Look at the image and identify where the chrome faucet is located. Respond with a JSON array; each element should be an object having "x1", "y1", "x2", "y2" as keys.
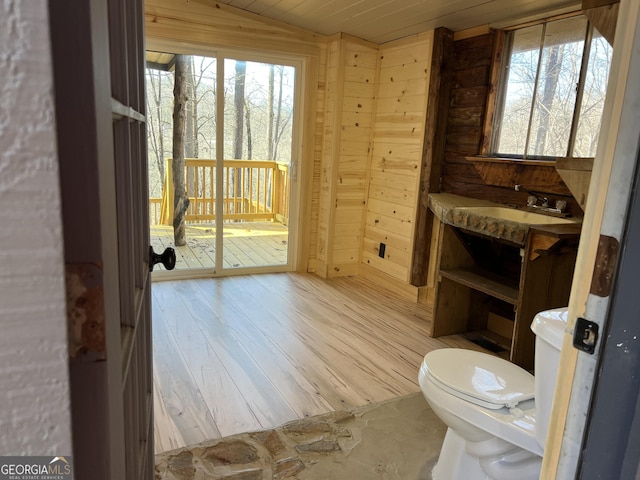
[
  {"x1": 515, "y1": 184, "x2": 566, "y2": 214},
  {"x1": 516, "y1": 184, "x2": 537, "y2": 204}
]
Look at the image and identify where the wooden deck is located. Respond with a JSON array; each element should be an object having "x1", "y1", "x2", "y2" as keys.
[
  {"x1": 152, "y1": 272, "x2": 491, "y2": 453},
  {"x1": 150, "y1": 221, "x2": 288, "y2": 270}
]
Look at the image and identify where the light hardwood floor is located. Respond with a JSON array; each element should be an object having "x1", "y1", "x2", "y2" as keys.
[{"x1": 152, "y1": 272, "x2": 488, "y2": 453}]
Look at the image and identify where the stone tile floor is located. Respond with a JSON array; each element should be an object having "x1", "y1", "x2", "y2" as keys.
[{"x1": 154, "y1": 392, "x2": 446, "y2": 479}]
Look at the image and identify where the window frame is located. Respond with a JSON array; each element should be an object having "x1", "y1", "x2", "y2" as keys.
[{"x1": 481, "y1": 12, "x2": 608, "y2": 163}]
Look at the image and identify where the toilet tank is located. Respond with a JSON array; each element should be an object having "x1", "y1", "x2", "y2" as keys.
[{"x1": 531, "y1": 307, "x2": 569, "y2": 449}]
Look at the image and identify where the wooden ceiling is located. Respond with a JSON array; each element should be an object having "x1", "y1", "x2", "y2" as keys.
[{"x1": 215, "y1": 0, "x2": 581, "y2": 43}]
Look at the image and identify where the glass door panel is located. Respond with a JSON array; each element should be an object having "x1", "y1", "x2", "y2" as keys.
[
  {"x1": 221, "y1": 58, "x2": 295, "y2": 270},
  {"x1": 146, "y1": 53, "x2": 218, "y2": 272}
]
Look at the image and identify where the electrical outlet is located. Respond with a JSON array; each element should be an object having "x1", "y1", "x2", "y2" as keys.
[{"x1": 379, "y1": 243, "x2": 386, "y2": 258}]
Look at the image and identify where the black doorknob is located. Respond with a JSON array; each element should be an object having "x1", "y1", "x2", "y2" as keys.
[{"x1": 149, "y1": 246, "x2": 176, "y2": 272}]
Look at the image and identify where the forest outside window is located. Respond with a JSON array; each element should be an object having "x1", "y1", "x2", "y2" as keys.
[{"x1": 491, "y1": 15, "x2": 613, "y2": 160}]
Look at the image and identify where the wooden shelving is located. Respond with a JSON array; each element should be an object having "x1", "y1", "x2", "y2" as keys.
[
  {"x1": 427, "y1": 217, "x2": 579, "y2": 370},
  {"x1": 439, "y1": 267, "x2": 519, "y2": 305}
]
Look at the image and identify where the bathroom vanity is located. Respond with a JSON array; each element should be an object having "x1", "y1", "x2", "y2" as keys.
[{"x1": 426, "y1": 193, "x2": 581, "y2": 370}]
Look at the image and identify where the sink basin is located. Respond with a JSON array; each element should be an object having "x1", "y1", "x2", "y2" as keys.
[
  {"x1": 428, "y1": 193, "x2": 582, "y2": 245},
  {"x1": 457, "y1": 206, "x2": 577, "y2": 225}
]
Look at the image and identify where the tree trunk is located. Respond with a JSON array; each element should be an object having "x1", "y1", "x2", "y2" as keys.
[
  {"x1": 532, "y1": 45, "x2": 563, "y2": 156},
  {"x1": 147, "y1": 70, "x2": 165, "y2": 188},
  {"x1": 267, "y1": 65, "x2": 275, "y2": 159},
  {"x1": 193, "y1": 63, "x2": 199, "y2": 159},
  {"x1": 185, "y1": 56, "x2": 196, "y2": 197},
  {"x1": 245, "y1": 106, "x2": 252, "y2": 160},
  {"x1": 233, "y1": 61, "x2": 246, "y2": 213},
  {"x1": 185, "y1": 56, "x2": 196, "y2": 159},
  {"x1": 273, "y1": 66, "x2": 284, "y2": 160},
  {"x1": 173, "y1": 55, "x2": 189, "y2": 246}
]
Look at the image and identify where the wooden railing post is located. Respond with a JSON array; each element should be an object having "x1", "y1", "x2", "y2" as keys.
[
  {"x1": 158, "y1": 158, "x2": 174, "y2": 225},
  {"x1": 167, "y1": 158, "x2": 174, "y2": 225},
  {"x1": 273, "y1": 165, "x2": 280, "y2": 218}
]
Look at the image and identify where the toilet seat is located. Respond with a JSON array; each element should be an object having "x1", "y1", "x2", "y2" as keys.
[
  {"x1": 419, "y1": 358, "x2": 542, "y2": 456},
  {"x1": 424, "y1": 349, "x2": 535, "y2": 409}
]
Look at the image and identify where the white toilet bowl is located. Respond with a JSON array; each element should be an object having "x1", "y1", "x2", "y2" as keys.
[{"x1": 419, "y1": 307, "x2": 568, "y2": 480}]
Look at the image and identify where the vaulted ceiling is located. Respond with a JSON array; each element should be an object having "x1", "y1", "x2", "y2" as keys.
[{"x1": 214, "y1": 0, "x2": 581, "y2": 43}]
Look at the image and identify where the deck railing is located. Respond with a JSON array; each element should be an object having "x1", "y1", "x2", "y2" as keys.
[{"x1": 150, "y1": 158, "x2": 289, "y2": 226}]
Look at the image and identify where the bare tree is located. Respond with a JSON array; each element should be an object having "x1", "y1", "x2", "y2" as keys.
[
  {"x1": 267, "y1": 65, "x2": 275, "y2": 159},
  {"x1": 233, "y1": 61, "x2": 246, "y2": 212},
  {"x1": 532, "y1": 45, "x2": 564, "y2": 156},
  {"x1": 245, "y1": 106, "x2": 252, "y2": 160},
  {"x1": 233, "y1": 61, "x2": 246, "y2": 160},
  {"x1": 172, "y1": 55, "x2": 189, "y2": 246},
  {"x1": 185, "y1": 56, "x2": 196, "y2": 159},
  {"x1": 146, "y1": 69, "x2": 166, "y2": 188},
  {"x1": 273, "y1": 65, "x2": 285, "y2": 160}
]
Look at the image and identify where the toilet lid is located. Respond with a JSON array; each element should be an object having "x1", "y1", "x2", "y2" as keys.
[{"x1": 424, "y1": 348, "x2": 535, "y2": 409}]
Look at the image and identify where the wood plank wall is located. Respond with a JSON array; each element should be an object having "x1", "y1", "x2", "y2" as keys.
[
  {"x1": 362, "y1": 33, "x2": 433, "y2": 283},
  {"x1": 145, "y1": 0, "x2": 323, "y2": 55},
  {"x1": 307, "y1": 45, "x2": 327, "y2": 273},
  {"x1": 316, "y1": 35, "x2": 378, "y2": 277},
  {"x1": 441, "y1": 32, "x2": 582, "y2": 216},
  {"x1": 316, "y1": 39, "x2": 340, "y2": 275}
]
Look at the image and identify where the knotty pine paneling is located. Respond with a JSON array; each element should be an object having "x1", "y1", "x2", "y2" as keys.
[
  {"x1": 145, "y1": 0, "x2": 323, "y2": 55},
  {"x1": 316, "y1": 38, "x2": 340, "y2": 274},
  {"x1": 363, "y1": 32, "x2": 433, "y2": 283},
  {"x1": 307, "y1": 43, "x2": 328, "y2": 272},
  {"x1": 440, "y1": 32, "x2": 582, "y2": 215},
  {"x1": 316, "y1": 35, "x2": 378, "y2": 277}
]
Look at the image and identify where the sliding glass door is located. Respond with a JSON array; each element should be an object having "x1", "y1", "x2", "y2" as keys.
[{"x1": 146, "y1": 51, "x2": 299, "y2": 276}]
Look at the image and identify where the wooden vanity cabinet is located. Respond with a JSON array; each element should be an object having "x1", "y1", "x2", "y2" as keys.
[{"x1": 427, "y1": 217, "x2": 579, "y2": 370}]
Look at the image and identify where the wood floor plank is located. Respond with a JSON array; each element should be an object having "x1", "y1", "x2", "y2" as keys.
[
  {"x1": 224, "y1": 275, "x2": 385, "y2": 402},
  {"x1": 189, "y1": 279, "x2": 334, "y2": 419},
  {"x1": 194, "y1": 276, "x2": 374, "y2": 409},
  {"x1": 152, "y1": 272, "x2": 491, "y2": 453},
  {"x1": 168, "y1": 281, "x2": 300, "y2": 430},
  {"x1": 151, "y1": 298, "x2": 222, "y2": 447},
  {"x1": 153, "y1": 374, "x2": 185, "y2": 453},
  {"x1": 153, "y1": 282, "x2": 263, "y2": 438},
  {"x1": 249, "y1": 274, "x2": 420, "y2": 399}
]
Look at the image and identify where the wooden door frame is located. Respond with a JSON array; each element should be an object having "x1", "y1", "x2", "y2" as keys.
[
  {"x1": 541, "y1": 1, "x2": 640, "y2": 477},
  {"x1": 577, "y1": 139, "x2": 640, "y2": 478}
]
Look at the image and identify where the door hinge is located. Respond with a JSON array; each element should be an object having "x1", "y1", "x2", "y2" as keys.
[{"x1": 590, "y1": 235, "x2": 619, "y2": 297}]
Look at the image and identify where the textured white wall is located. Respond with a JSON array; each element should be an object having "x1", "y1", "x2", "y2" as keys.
[{"x1": 0, "y1": 1, "x2": 72, "y2": 455}]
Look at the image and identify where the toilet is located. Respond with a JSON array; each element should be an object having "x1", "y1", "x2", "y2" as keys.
[{"x1": 418, "y1": 307, "x2": 568, "y2": 480}]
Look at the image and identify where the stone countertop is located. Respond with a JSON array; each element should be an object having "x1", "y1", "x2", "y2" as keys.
[{"x1": 428, "y1": 193, "x2": 581, "y2": 245}]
